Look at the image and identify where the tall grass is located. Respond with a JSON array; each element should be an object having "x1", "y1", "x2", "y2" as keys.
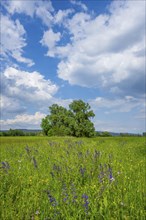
[{"x1": 0, "y1": 137, "x2": 145, "y2": 219}]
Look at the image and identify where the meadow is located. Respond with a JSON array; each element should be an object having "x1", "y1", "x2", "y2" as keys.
[{"x1": 0, "y1": 136, "x2": 145, "y2": 220}]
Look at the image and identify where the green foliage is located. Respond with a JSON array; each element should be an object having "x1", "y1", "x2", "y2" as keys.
[
  {"x1": 0, "y1": 136, "x2": 145, "y2": 219},
  {"x1": 1, "y1": 129, "x2": 25, "y2": 136},
  {"x1": 41, "y1": 116, "x2": 51, "y2": 135},
  {"x1": 0, "y1": 129, "x2": 38, "y2": 136},
  {"x1": 100, "y1": 131, "x2": 112, "y2": 137},
  {"x1": 41, "y1": 100, "x2": 95, "y2": 137}
]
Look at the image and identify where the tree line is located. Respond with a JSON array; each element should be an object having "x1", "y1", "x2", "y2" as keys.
[{"x1": 0, "y1": 129, "x2": 38, "y2": 136}]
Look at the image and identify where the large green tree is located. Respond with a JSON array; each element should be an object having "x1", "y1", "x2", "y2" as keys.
[
  {"x1": 69, "y1": 100, "x2": 95, "y2": 137},
  {"x1": 41, "y1": 100, "x2": 95, "y2": 137}
]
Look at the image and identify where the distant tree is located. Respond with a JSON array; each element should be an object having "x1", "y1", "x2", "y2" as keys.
[
  {"x1": 41, "y1": 100, "x2": 96, "y2": 137},
  {"x1": 143, "y1": 132, "x2": 146, "y2": 137},
  {"x1": 0, "y1": 129, "x2": 38, "y2": 136},
  {"x1": 101, "y1": 131, "x2": 112, "y2": 137},
  {"x1": 4, "y1": 129, "x2": 25, "y2": 136},
  {"x1": 96, "y1": 132, "x2": 102, "y2": 137}
]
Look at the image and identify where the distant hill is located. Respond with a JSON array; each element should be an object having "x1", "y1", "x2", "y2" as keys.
[{"x1": 96, "y1": 131, "x2": 142, "y2": 136}]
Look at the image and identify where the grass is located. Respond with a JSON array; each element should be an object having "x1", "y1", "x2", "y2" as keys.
[{"x1": 0, "y1": 136, "x2": 145, "y2": 219}]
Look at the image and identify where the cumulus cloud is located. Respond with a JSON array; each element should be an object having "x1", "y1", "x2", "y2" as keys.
[
  {"x1": 0, "y1": 66, "x2": 73, "y2": 129},
  {"x1": 2, "y1": 0, "x2": 54, "y2": 26},
  {"x1": 40, "y1": 12, "x2": 91, "y2": 57},
  {"x1": 2, "y1": 67, "x2": 58, "y2": 103},
  {"x1": 0, "y1": 15, "x2": 34, "y2": 66},
  {"x1": 40, "y1": 29, "x2": 61, "y2": 57},
  {"x1": 70, "y1": 0, "x2": 88, "y2": 12},
  {"x1": 0, "y1": 67, "x2": 59, "y2": 116},
  {"x1": 0, "y1": 112, "x2": 45, "y2": 130},
  {"x1": 0, "y1": 95, "x2": 26, "y2": 117},
  {"x1": 90, "y1": 96, "x2": 145, "y2": 113},
  {"x1": 56, "y1": 0, "x2": 145, "y2": 96},
  {"x1": 54, "y1": 9, "x2": 74, "y2": 25},
  {"x1": 3, "y1": 0, "x2": 36, "y2": 16}
]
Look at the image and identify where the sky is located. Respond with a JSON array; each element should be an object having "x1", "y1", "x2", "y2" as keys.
[{"x1": 0, "y1": 0, "x2": 145, "y2": 133}]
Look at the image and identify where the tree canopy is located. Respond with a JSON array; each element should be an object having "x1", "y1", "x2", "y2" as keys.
[{"x1": 41, "y1": 100, "x2": 95, "y2": 137}]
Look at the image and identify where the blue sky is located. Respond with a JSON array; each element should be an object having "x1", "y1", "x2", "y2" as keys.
[{"x1": 0, "y1": 0, "x2": 145, "y2": 133}]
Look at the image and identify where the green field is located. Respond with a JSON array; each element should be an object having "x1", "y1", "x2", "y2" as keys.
[{"x1": 0, "y1": 137, "x2": 145, "y2": 219}]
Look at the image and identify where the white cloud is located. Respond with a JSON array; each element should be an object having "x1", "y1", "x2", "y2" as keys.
[
  {"x1": 2, "y1": 67, "x2": 58, "y2": 103},
  {"x1": 90, "y1": 96, "x2": 145, "y2": 113},
  {"x1": 40, "y1": 12, "x2": 91, "y2": 57},
  {"x1": 1, "y1": 15, "x2": 34, "y2": 66},
  {"x1": 1, "y1": 67, "x2": 59, "y2": 116},
  {"x1": 0, "y1": 112, "x2": 45, "y2": 130},
  {"x1": 40, "y1": 29, "x2": 61, "y2": 56},
  {"x1": 0, "y1": 95, "x2": 26, "y2": 116},
  {"x1": 70, "y1": 0, "x2": 88, "y2": 12},
  {"x1": 2, "y1": 0, "x2": 54, "y2": 27},
  {"x1": 56, "y1": 0, "x2": 145, "y2": 96},
  {"x1": 66, "y1": 12, "x2": 91, "y2": 41},
  {"x1": 35, "y1": 1, "x2": 54, "y2": 26},
  {"x1": 3, "y1": 0, "x2": 36, "y2": 16},
  {"x1": 54, "y1": 9, "x2": 74, "y2": 25},
  {"x1": 0, "y1": 66, "x2": 74, "y2": 127}
]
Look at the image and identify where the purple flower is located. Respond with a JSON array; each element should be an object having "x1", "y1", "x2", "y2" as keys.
[
  {"x1": 82, "y1": 194, "x2": 89, "y2": 214},
  {"x1": 82, "y1": 194, "x2": 88, "y2": 199},
  {"x1": 45, "y1": 190, "x2": 57, "y2": 206},
  {"x1": 108, "y1": 166, "x2": 115, "y2": 182},
  {"x1": 1, "y1": 161, "x2": 10, "y2": 172},
  {"x1": 62, "y1": 183, "x2": 68, "y2": 203}
]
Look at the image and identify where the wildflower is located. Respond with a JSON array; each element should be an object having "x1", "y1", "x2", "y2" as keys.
[
  {"x1": 32, "y1": 156, "x2": 38, "y2": 168},
  {"x1": 82, "y1": 194, "x2": 89, "y2": 214},
  {"x1": 71, "y1": 183, "x2": 78, "y2": 203},
  {"x1": 108, "y1": 165, "x2": 115, "y2": 182},
  {"x1": 1, "y1": 161, "x2": 10, "y2": 172},
  {"x1": 98, "y1": 164, "x2": 104, "y2": 183},
  {"x1": 35, "y1": 210, "x2": 40, "y2": 215},
  {"x1": 45, "y1": 190, "x2": 57, "y2": 206},
  {"x1": 62, "y1": 183, "x2": 68, "y2": 203},
  {"x1": 73, "y1": 195, "x2": 78, "y2": 203},
  {"x1": 82, "y1": 194, "x2": 88, "y2": 199},
  {"x1": 110, "y1": 177, "x2": 115, "y2": 182}
]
